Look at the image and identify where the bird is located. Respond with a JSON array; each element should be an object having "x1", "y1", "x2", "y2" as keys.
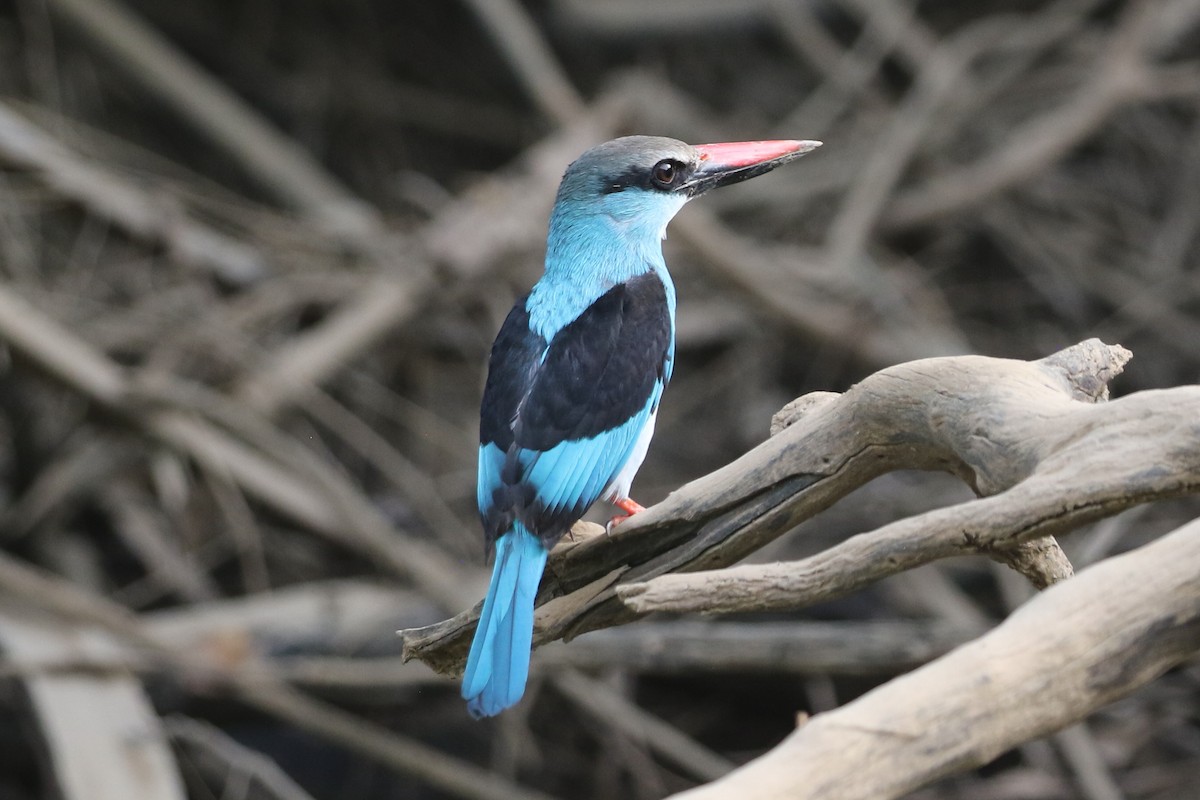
[{"x1": 463, "y1": 135, "x2": 820, "y2": 718}]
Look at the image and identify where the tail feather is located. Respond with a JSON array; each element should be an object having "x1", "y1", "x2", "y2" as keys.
[{"x1": 462, "y1": 524, "x2": 548, "y2": 718}]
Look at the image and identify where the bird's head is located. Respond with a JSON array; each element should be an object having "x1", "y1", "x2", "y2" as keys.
[{"x1": 551, "y1": 135, "x2": 821, "y2": 245}]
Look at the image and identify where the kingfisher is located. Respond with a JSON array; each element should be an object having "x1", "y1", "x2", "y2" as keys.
[{"x1": 463, "y1": 135, "x2": 820, "y2": 717}]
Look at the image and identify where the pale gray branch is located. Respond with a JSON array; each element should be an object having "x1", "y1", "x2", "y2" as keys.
[
  {"x1": 399, "y1": 340, "x2": 1200, "y2": 676},
  {"x1": 617, "y1": 343, "x2": 1200, "y2": 617},
  {"x1": 663, "y1": 515, "x2": 1200, "y2": 800}
]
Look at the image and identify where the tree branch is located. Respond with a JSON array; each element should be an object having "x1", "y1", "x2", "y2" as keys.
[
  {"x1": 663, "y1": 514, "x2": 1200, "y2": 800},
  {"x1": 617, "y1": 341, "x2": 1200, "y2": 616},
  {"x1": 400, "y1": 340, "x2": 1200, "y2": 675}
]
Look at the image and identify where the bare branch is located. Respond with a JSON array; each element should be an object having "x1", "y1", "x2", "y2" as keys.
[
  {"x1": 0, "y1": 101, "x2": 265, "y2": 285},
  {"x1": 0, "y1": 283, "x2": 473, "y2": 611},
  {"x1": 618, "y1": 340, "x2": 1196, "y2": 616},
  {"x1": 399, "y1": 340, "x2": 1199, "y2": 675},
  {"x1": 662, "y1": 515, "x2": 1200, "y2": 800},
  {"x1": 45, "y1": 0, "x2": 377, "y2": 234},
  {"x1": 0, "y1": 551, "x2": 553, "y2": 800}
]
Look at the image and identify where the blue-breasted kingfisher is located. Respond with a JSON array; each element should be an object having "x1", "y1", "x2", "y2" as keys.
[{"x1": 463, "y1": 135, "x2": 821, "y2": 717}]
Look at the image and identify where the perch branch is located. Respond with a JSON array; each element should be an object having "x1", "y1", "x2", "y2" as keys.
[
  {"x1": 401, "y1": 340, "x2": 1199, "y2": 675},
  {"x1": 618, "y1": 342, "x2": 1200, "y2": 616}
]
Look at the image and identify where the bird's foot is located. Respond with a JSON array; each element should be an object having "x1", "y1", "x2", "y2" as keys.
[
  {"x1": 605, "y1": 498, "x2": 646, "y2": 535},
  {"x1": 614, "y1": 498, "x2": 646, "y2": 516}
]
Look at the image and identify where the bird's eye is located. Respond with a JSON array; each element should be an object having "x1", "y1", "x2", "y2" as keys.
[{"x1": 650, "y1": 159, "x2": 679, "y2": 189}]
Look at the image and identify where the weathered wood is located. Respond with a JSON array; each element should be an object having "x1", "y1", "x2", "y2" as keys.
[
  {"x1": 400, "y1": 340, "x2": 1190, "y2": 676},
  {"x1": 620, "y1": 344, "x2": 1200, "y2": 616},
  {"x1": 663, "y1": 515, "x2": 1200, "y2": 800},
  {"x1": 537, "y1": 619, "x2": 980, "y2": 675},
  {"x1": 0, "y1": 608, "x2": 186, "y2": 800}
]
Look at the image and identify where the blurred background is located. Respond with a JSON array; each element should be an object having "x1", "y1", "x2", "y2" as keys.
[{"x1": 0, "y1": 0, "x2": 1198, "y2": 798}]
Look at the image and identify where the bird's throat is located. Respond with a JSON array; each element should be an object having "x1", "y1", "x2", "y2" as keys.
[{"x1": 530, "y1": 212, "x2": 675, "y2": 340}]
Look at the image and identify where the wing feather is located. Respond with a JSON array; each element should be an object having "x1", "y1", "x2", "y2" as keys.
[{"x1": 478, "y1": 272, "x2": 672, "y2": 550}]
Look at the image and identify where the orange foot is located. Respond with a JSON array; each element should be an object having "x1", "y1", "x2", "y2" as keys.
[{"x1": 606, "y1": 498, "x2": 646, "y2": 533}]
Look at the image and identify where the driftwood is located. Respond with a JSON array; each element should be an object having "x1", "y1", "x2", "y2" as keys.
[
  {"x1": 402, "y1": 339, "x2": 1199, "y2": 671},
  {"x1": 399, "y1": 337, "x2": 1200, "y2": 796},
  {"x1": 666, "y1": 514, "x2": 1200, "y2": 800},
  {"x1": 616, "y1": 339, "x2": 1200, "y2": 615},
  {"x1": 0, "y1": 607, "x2": 186, "y2": 800}
]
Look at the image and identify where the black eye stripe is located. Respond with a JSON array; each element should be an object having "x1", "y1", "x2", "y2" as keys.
[{"x1": 600, "y1": 159, "x2": 688, "y2": 194}]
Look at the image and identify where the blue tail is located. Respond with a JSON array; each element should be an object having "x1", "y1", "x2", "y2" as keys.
[{"x1": 462, "y1": 524, "x2": 549, "y2": 718}]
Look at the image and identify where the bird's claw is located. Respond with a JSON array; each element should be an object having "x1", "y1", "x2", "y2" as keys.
[{"x1": 605, "y1": 498, "x2": 646, "y2": 535}]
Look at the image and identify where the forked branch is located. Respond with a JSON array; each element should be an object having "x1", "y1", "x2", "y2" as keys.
[{"x1": 402, "y1": 340, "x2": 1200, "y2": 676}]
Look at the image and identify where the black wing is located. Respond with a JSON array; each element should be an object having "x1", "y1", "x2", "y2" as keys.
[
  {"x1": 478, "y1": 272, "x2": 672, "y2": 547},
  {"x1": 514, "y1": 271, "x2": 671, "y2": 450}
]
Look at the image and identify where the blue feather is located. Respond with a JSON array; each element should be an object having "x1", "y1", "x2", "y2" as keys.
[
  {"x1": 521, "y1": 390, "x2": 660, "y2": 514},
  {"x1": 476, "y1": 442, "x2": 505, "y2": 519},
  {"x1": 462, "y1": 523, "x2": 548, "y2": 718}
]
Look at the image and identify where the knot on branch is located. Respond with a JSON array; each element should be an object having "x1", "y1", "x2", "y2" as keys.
[
  {"x1": 1039, "y1": 337, "x2": 1133, "y2": 403},
  {"x1": 771, "y1": 391, "x2": 840, "y2": 436}
]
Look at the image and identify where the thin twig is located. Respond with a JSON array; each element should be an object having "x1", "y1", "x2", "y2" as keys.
[{"x1": 553, "y1": 671, "x2": 738, "y2": 782}]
